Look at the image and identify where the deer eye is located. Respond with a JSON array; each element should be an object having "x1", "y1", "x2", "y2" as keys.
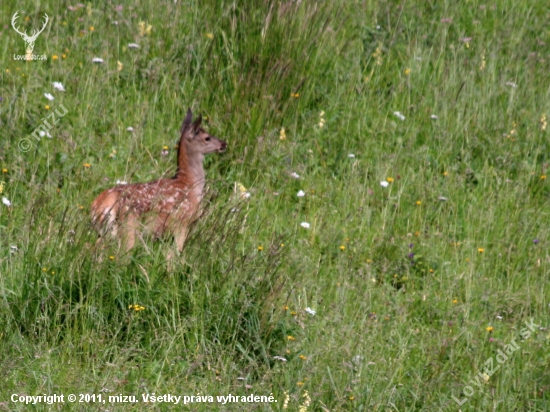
[{"x1": 205, "y1": 137, "x2": 211, "y2": 142}]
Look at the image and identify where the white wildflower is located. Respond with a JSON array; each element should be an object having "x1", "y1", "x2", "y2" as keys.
[
  {"x1": 438, "y1": 196, "x2": 448, "y2": 201},
  {"x1": 305, "y1": 307, "x2": 316, "y2": 316},
  {"x1": 273, "y1": 356, "x2": 287, "y2": 362},
  {"x1": 290, "y1": 172, "x2": 300, "y2": 179},
  {"x1": 126, "y1": 127, "x2": 134, "y2": 132},
  {"x1": 380, "y1": 181, "x2": 389, "y2": 187},
  {"x1": 52, "y1": 82, "x2": 66, "y2": 92},
  {"x1": 352, "y1": 355, "x2": 364, "y2": 364},
  {"x1": 38, "y1": 130, "x2": 52, "y2": 138},
  {"x1": 44, "y1": 93, "x2": 54, "y2": 101},
  {"x1": 297, "y1": 190, "x2": 305, "y2": 197},
  {"x1": 505, "y1": 81, "x2": 517, "y2": 88},
  {"x1": 348, "y1": 153, "x2": 355, "y2": 158},
  {"x1": 430, "y1": 114, "x2": 438, "y2": 119},
  {"x1": 2, "y1": 197, "x2": 11, "y2": 207},
  {"x1": 92, "y1": 57, "x2": 104, "y2": 64},
  {"x1": 300, "y1": 222, "x2": 310, "y2": 229},
  {"x1": 393, "y1": 111, "x2": 405, "y2": 121},
  {"x1": 128, "y1": 43, "x2": 140, "y2": 49},
  {"x1": 116, "y1": 180, "x2": 128, "y2": 185}
]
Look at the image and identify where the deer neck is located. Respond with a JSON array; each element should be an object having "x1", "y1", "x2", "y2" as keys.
[{"x1": 175, "y1": 144, "x2": 206, "y2": 196}]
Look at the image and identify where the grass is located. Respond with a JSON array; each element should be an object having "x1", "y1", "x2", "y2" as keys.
[{"x1": 1, "y1": 0, "x2": 550, "y2": 410}]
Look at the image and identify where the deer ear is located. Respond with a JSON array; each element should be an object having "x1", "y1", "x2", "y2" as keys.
[
  {"x1": 192, "y1": 114, "x2": 202, "y2": 132},
  {"x1": 180, "y1": 108, "x2": 193, "y2": 133}
]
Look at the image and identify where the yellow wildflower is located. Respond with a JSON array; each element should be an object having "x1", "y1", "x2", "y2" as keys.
[
  {"x1": 299, "y1": 391, "x2": 311, "y2": 412},
  {"x1": 287, "y1": 335, "x2": 295, "y2": 341},
  {"x1": 45, "y1": 105, "x2": 50, "y2": 110},
  {"x1": 205, "y1": 33, "x2": 214, "y2": 39},
  {"x1": 478, "y1": 248, "x2": 484, "y2": 253},
  {"x1": 386, "y1": 177, "x2": 394, "y2": 183},
  {"x1": 52, "y1": 55, "x2": 59, "y2": 60},
  {"x1": 279, "y1": 127, "x2": 286, "y2": 141},
  {"x1": 257, "y1": 246, "x2": 263, "y2": 251},
  {"x1": 138, "y1": 21, "x2": 153, "y2": 36},
  {"x1": 486, "y1": 326, "x2": 493, "y2": 332},
  {"x1": 404, "y1": 68, "x2": 411, "y2": 75},
  {"x1": 452, "y1": 299, "x2": 458, "y2": 304},
  {"x1": 339, "y1": 245, "x2": 345, "y2": 251},
  {"x1": 282, "y1": 391, "x2": 289, "y2": 409}
]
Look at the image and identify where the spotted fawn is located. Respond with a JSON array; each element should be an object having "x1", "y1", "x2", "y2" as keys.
[{"x1": 91, "y1": 108, "x2": 227, "y2": 252}]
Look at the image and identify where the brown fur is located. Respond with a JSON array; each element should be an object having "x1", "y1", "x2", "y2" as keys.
[{"x1": 91, "y1": 108, "x2": 227, "y2": 252}]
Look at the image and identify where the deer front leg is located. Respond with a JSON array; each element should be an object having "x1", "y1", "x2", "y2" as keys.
[
  {"x1": 174, "y1": 226, "x2": 189, "y2": 252},
  {"x1": 122, "y1": 214, "x2": 139, "y2": 253}
]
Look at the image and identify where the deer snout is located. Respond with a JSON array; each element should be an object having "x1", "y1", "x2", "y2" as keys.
[{"x1": 218, "y1": 140, "x2": 228, "y2": 152}]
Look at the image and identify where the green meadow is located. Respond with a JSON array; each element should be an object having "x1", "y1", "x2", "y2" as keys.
[{"x1": 1, "y1": 0, "x2": 550, "y2": 410}]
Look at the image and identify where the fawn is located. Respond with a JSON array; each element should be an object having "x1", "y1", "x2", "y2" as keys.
[{"x1": 91, "y1": 108, "x2": 227, "y2": 252}]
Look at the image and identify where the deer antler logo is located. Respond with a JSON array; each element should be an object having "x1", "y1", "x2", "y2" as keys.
[{"x1": 11, "y1": 11, "x2": 49, "y2": 54}]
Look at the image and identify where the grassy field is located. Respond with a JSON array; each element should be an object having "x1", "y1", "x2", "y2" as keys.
[{"x1": 1, "y1": 0, "x2": 550, "y2": 410}]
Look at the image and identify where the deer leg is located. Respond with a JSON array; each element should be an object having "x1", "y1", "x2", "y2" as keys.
[
  {"x1": 174, "y1": 226, "x2": 189, "y2": 252},
  {"x1": 122, "y1": 214, "x2": 139, "y2": 253}
]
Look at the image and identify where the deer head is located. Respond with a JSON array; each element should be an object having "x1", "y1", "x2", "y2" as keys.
[
  {"x1": 180, "y1": 108, "x2": 227, "y2": 156},
  {"x1": 175, "y1": 108, "x2": 227, "y2": 181},
  {"x1": 11, "y1": 11, "x2": 49, "y2": 53}
]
